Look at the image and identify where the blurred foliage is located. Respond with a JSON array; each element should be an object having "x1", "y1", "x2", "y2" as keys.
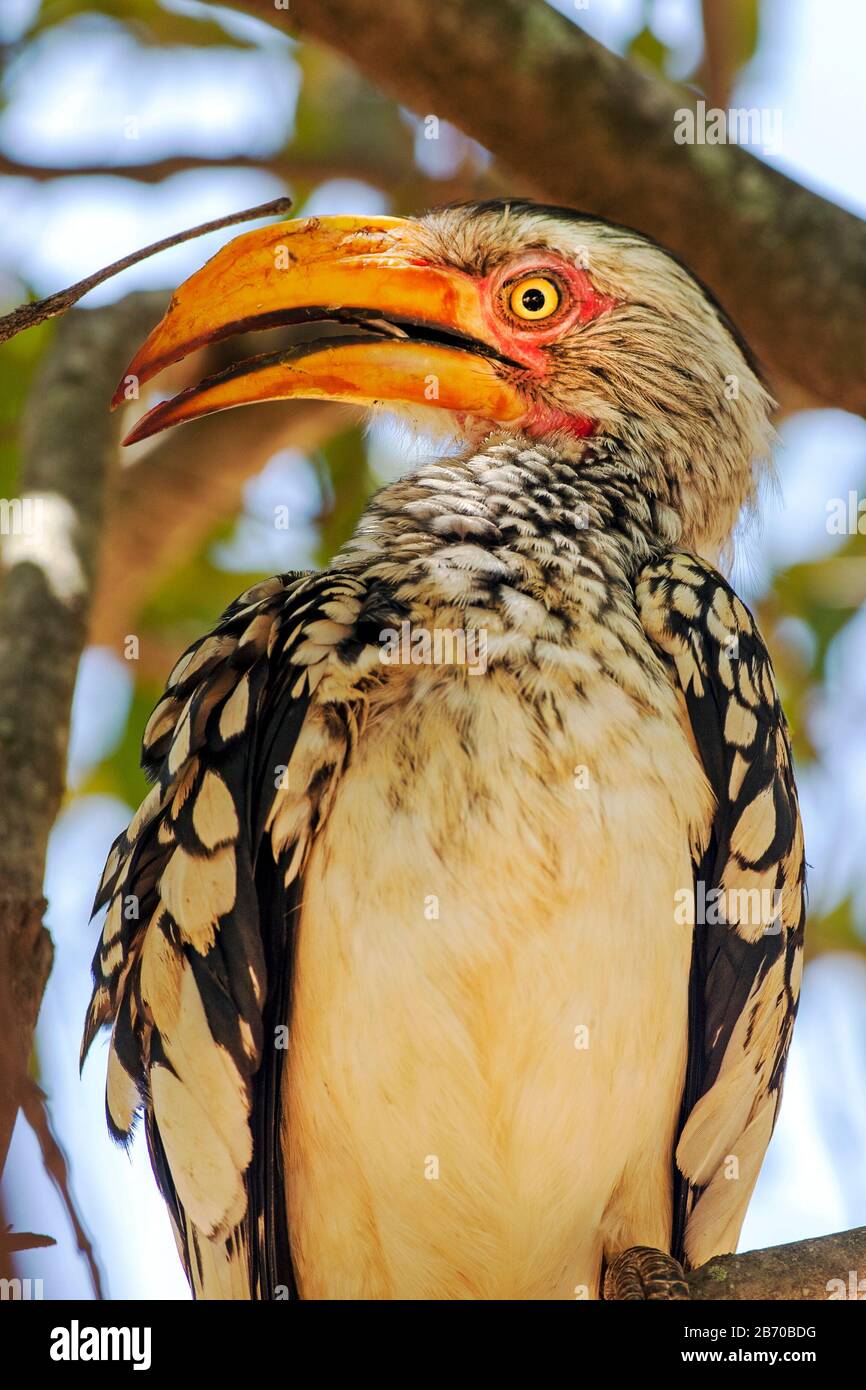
[
  {"x1": 628, "y1": 0, "x2": 760, "y2": 93},
  {"x1": 0, "y1": 0, "x2": 863, "y2": 960},
  {"x1": 715, "y1": 0, "x2": 761, "y2": 75},
  {"x1": 80, "y1": 680, "x2": 162, "y2": 809},
  {"x1": 805, "y1": 896, "x2": 864, "y2": 961},
  {"x1": 293, "y1": 45, "x2": 413, "y2": 178},
  {"x1": 627, "y1": 21, "x2": 669, "y2": 74},
  {"x1": 0, "y1": 318, "x2": 53, "y2": 499},
  {"x1": 139, "y1": 517, "x2": 265, "y2": 639},
  {"x1": 311, "y1": 427, "x2": 376, "y2": 567},
  {"x1": 26, "y1": 0, "x2": 256, "y2": 48}
]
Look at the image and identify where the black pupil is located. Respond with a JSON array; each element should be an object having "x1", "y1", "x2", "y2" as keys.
[{"x1": 521, "y1": 286, "x2": 547, "y2": 313}]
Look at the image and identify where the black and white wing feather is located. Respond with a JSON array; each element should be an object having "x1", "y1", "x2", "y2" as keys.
[
  {"x1": 637, "y1": 551, "x2": 806, "y2": 1270},
  {"x1": 81, "y1": 569, "x2": 390, "y2": 1298}
]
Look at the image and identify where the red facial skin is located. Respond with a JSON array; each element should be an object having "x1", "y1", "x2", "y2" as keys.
[
  {"x1": 484, "y1": 254, "x2": 617, "y2": 439},
  {"x1": 480, "y1": 253, "x2": 617, "y2": 361},
  {"x1": 429, "y1": 252, "x2": 618, "y2": 440}
]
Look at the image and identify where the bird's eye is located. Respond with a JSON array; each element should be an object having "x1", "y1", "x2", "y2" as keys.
[{"x1": 508, "y1": 276, "x2": 561, "y2": 322}]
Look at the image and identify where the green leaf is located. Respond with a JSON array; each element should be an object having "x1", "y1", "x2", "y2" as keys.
[{"x1": 627, "y1": 24, "x2": 669, "y2": 75}]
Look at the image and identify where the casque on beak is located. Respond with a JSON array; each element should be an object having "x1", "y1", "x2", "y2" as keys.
[{"x1": 116, "y1": 214, "x2": 527, "y2": 444}]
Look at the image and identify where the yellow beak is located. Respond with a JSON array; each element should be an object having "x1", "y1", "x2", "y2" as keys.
[{"x1": 116, "y1": 214, "x2": 527, "y2": 445}]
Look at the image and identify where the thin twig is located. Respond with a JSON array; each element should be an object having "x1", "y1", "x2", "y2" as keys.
[
  {"x1": 0, "y1": 195, "x2": 293, "y2": 346},
  {"x1": 699, "y1": 0, "x2": 738, "y2": 112},
  {"x1": 2, "y1": 1227, "x2": 57, "y2": 1252},
  {"x1": 20, "y1": 1081, "x2": 103, "y2": 1299}
]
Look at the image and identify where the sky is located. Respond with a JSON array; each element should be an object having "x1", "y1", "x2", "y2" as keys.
[{"x1": 2, "y1": 0, "x2": 866, "y2": 1298}]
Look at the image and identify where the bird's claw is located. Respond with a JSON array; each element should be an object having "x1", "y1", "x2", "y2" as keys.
[{"x1": 603, "y1": 1246, "x2": 691, "y2": 1300}]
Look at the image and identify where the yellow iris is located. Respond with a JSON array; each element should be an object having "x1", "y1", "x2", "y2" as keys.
[{"x1": 508, "y1": 276, "x2": 561, "y2": 321}]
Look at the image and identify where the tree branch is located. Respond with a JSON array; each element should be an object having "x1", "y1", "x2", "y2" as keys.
[
  {"x1": 0, "y1": 196, "x2": 292, "y2": 345},
  {"x1": 0, "y1": 151, "x2": 504, "y2": 224},
  {"x1": 232, "y1": 0, "x2": 866, "y2": 418},
  {"x1": 0, "y1": 295, "x2": 158, "y2": 1172},
  {"x1": 688, "y1": 1227, "x2": 866, "y2": 1300},
  {"x1": 0, "y1": 150, "x2": 401, "y2": 192}
]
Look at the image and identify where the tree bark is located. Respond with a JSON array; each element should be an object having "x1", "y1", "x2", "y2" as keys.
[
  {"x1": 0, "y1": 296, "x2": 158, "y2": 1172},
  {"x1": 688, "y1": 1227, "x2": 866, "y2": 1300},
  {"x1": 232, "y1": 0, "x2": 866, "y2": 418}
]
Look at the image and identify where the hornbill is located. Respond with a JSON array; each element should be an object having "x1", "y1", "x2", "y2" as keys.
[{"x1": 82, "y1": 201, "x2": 805, "y2": 1301}]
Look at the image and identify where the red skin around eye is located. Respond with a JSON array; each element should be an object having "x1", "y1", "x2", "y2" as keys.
[
  {"x1": 408, "y1": 252, "x2": 618, "y2": 438},
  {"x1": 478, "y1": 254, "x2": 619, "y2": 370},
  {"x1": 480, "y1": 255, "x2": 617, "y2": 438}
]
